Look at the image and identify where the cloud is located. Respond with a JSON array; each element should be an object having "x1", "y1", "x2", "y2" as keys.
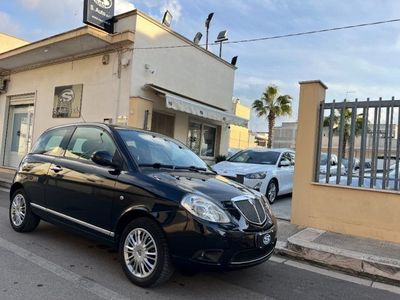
[
  {"x1": 115, "y1": 0, "x2": 135, "y2": 15},
  {"x1": 0, "y1": 11, "x2": 21, "y2": 35}
]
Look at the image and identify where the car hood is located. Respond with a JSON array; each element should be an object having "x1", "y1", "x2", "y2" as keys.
[
  {"x1": 147, "y1": 170, "x2": 259, "y2": 201},
  {"x1": 212, "y1": 161, "x2": 274, "y2": 176}
]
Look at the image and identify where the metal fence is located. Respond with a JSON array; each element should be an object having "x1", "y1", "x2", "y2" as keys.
[{"x1": 314, "y1": 97, "x2": 400, "y2": 191}]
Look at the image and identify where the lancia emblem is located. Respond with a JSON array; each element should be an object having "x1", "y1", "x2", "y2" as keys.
[{"x1": 94, "y1": 0, "x2": 113, "y2": 9}]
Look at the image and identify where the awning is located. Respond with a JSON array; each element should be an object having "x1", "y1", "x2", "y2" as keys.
[
  {"x1": 146, "y1": 85, "x2": 248, "y2": 127},
  {"x1": 0, "y1": 26, "x2": 134, "y2": 73}
]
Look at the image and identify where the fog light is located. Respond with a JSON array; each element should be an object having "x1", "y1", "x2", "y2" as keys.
[{"x1": 263, "y1": 234, "x2": 271, "y2": 245}]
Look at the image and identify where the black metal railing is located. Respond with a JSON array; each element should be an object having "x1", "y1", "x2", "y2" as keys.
[{"x1": 315, "y1": 97, "x2": 400, "y2": 191}]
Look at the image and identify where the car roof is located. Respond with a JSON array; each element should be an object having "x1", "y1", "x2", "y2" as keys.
[
  {"x1": 42, "y1": 122, "x2": 177, "y2": 140},
  {"x1": 240, "y1": 147, "x2": 294, "y2": 153}
]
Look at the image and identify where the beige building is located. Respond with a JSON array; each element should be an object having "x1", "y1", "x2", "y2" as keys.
[
  {"x1": 0, "y1": 33, "x2": 29, "y2": 54},
  {"x1": 228, "y1": 99, "x2": 252, "y2": 150},
  {"x1": 0, "y1": 10, "x2": 246, "y2": 168}
]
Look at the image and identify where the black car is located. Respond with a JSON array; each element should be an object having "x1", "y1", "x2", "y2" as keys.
[{"x1": 9, "y1": 123, "x2": 277, "y2": 287}]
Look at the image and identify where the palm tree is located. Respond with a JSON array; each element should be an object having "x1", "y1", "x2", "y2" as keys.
[
  {"x1": 323, "y1": 108, "x2": 364, "y2": 158},
  {"x1": 252, "y1": 85, "x2": 292, "y2": 148}
]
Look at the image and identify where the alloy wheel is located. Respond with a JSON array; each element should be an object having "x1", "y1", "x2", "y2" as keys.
[
  {"x1": 11, "y1": 194, "x2": 26, "y2": 227},
  {"x1": 267, "y1": 182, "x2": 277, "y2": 203},
  {"x1": 123, "y1": 228, "x2": 158, "y2": 279}
]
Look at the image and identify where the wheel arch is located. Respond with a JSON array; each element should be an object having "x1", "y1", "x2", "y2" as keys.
[
  {"x1": 114, "y1": 207, "x2": 160, "y2": 242},
  {"x1": 9, "y1": 182, "x2": 24, "y2": 201}
]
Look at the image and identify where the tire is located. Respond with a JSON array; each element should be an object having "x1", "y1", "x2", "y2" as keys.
[
  {"x1": 266, "y1": 180, "x2": 278, "y2": 204},
  {"x1": 9, "y1": 189, "x2": 40, "y2": 232},
  {"x1": 119, "y1": 217, "x2": 174, "y2": 287}
]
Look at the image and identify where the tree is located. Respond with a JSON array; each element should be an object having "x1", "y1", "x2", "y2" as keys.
[
  {"x1": 323, "y1": 108, "x2": 364, "y2": 158},
  {"x1": 252, "y1": 85, "x2": 292, "y2": 148}
]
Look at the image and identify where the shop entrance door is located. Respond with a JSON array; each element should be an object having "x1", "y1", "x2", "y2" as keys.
[{"x1": 4, "y1": 103, "x2": 35, "y2": 168}]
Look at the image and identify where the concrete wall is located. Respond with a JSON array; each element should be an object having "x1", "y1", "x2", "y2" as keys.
[
  {"x1": 130, "y1": 13, "x2": 236, "y2": 112},
  {"x1": 0, "y1": 33, "x2": 29, "y2": 54},
  {"x1": 0, "y1": 51, "x2": 131, "y2": 150},
  {"x1": 291, "y1": 81, "x2": 400, "y2": 243}
]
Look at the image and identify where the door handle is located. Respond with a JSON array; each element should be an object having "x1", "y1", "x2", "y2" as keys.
[{"x1": 50, "y1": 165, "x2": 63, "y2": 173}]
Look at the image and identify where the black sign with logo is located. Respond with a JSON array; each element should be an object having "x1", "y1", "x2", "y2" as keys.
[
  {"x1": 53, "y1": 84, "x2": 83, "y2": 118},
  {"x1": 83, "y1": 0, "x2": 115, "y2": 33}
]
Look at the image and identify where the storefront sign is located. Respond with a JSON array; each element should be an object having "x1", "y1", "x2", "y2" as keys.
[
  {"x1": 83, "y1": 0, "x2": 115, "y2": 33},
  {"x1": 53, "y1": 84, "x2": 83, "y2": 118}
]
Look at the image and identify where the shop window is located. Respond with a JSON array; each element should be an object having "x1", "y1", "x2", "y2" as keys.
[{"x1": 187, "y1": 122, "x2": 217, "y2": 158}]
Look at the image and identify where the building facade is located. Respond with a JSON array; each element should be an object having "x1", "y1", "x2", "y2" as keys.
[
  {"x1": 228, "y1": 99, "x2": 253, "y2": 151},
  {"x1": 272, "y1": 122, "x2": 297, "y2": 149},
  {"x1": 0, "y1": 10, "x2": 246, "y2": 168}
]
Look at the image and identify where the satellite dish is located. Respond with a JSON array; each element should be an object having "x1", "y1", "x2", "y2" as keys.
[
  {"x1": 231, "y1": 56, "x2": 238, "y2": 66},
  {"x1": 193, "y1": 32, "x2": 203, "y2": 45},
  {"x1": 215, "y1": 30, "x2": 228, "y2": 42}
]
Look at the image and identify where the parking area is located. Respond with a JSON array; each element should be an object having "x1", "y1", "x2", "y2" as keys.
[{"x1": 271, "y1": 195, "x2": 292, "y2": 221}]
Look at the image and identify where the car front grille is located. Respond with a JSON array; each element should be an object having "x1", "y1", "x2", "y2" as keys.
[{"x1": 232, "y1": 196, "x2": 267, "y2": 225}]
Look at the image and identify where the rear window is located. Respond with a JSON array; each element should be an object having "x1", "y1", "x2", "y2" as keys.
[{"x1": 31, "y1": 128, "x2": 70, "y2": 156}]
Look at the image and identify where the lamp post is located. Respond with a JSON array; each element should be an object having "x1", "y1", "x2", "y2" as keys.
[
  {"x1": 205, "y1": 13, "x2": 214, "y2": 50},
  {"x1": 215, "y1": 30, "x2": 228, "y2": 58}
]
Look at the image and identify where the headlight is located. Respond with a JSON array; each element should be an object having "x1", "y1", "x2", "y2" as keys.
[
  {"x1": 181, "y1": 194, "x2": 230, "y2": 224},
  {"x1": 244, "y1": 171, "x2": 267, "y2": 179}
]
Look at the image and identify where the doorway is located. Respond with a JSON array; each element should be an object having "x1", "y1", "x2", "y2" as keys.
[{"x1": 4, "y1": 103, "x2": 35, "y2": 168}]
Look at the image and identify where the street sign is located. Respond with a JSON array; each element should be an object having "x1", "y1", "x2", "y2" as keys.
[{"x1": 83, "y1": 0, "x2": 115, "y2": 33}]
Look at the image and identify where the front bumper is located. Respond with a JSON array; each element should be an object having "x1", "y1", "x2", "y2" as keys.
[{"x1": 168, "y1": 217, "x2": 277, "y2": 270}]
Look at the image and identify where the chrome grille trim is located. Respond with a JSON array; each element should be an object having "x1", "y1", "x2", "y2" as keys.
[{"x1": 231, "y1": 195, "x2": 267, "y2": 225}]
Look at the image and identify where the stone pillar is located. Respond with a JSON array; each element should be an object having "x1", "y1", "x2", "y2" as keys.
[{"x1": 291, "y1": 80, "x2": 327, "y2": 224}]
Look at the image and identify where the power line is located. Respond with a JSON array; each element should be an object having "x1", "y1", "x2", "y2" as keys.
[{"x1": 133, "y1": 18, "x2": 400, "y2": 50}]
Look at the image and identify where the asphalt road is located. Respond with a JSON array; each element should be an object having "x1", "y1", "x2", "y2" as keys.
[{"x1": 0, "y1": 189, "x2": 399, "y2": 300}]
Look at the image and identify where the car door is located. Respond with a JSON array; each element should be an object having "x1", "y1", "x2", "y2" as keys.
[
  {"x1": 277, "y1": 152, "x2": 293, "y2": 194},
  {"x1": 18, "y1": 127, "x2": 73, "y2": 207},
  {"x1": 287, "y1": 151, "x2": 295, "y2": 192},
  {"x1": 45, "y1": 126, "x2": 120, "y2": 233}
]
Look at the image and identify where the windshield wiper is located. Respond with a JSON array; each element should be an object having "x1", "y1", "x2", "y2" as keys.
[
  {"x1": 174, "y1": 165, "x2": 209, "y2": 172},
  {"x1": 138, "y1": 163, "x2": 175, "y2": 169}
]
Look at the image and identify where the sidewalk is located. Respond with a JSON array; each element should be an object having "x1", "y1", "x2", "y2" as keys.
[
  {"x1": 276, "y1": 219, "x2": 400, "y2": 285},
  {"x1": 0, "y1": 168, "x2": 15, "y2": 189}
]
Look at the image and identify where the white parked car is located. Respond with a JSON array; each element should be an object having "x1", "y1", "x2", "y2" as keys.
[{"x1": 212, "y1": 148, "x2": 295, "y2": 204}]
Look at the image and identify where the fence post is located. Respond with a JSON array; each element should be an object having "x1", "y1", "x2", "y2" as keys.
[{"x1": 291, "y1": 80, "x2": 327, "y2": 224}]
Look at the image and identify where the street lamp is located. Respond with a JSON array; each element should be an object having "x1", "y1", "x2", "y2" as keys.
[
  {"x1": 162, "y1": 10, "x2": 173, "y2": 27},
  {"x1": 205, "y1": 13, "x2": 214, "y2": 50},
  {"x1": 193, "y1": 32, "x2": 203, "y2": 45},
  {"x1": 215, "y1": 30, "x2": 228, "y2": 58}
]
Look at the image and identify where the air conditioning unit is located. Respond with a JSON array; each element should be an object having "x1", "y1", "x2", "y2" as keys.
[{"x1": 0, "y1": 78, "x2": 9, "y2": 94}]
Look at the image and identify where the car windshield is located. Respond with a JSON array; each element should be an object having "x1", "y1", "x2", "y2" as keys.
[
  {"x1": 117, "y1": 129, "x2": 209, "y2": 171},
  {"x1": 227, "y1": 150, "x2": 280, "y2": 165}
]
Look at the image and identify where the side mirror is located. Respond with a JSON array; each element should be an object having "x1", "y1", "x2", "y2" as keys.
[
  {"x1": 279, "y1": 160, "x2": 291, "y2": 167},
  {"x1": 92, "y1": 151, "x2": 118, "y2": 168}
]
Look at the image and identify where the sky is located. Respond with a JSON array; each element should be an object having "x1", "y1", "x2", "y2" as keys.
[{"x1": 1, "y1": 0, "x2": 400, "y2": 131}]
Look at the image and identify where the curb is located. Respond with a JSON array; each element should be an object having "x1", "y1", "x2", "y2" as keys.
[{"x1": 276, "y1": 228, "x2": 400, "y2": 284}]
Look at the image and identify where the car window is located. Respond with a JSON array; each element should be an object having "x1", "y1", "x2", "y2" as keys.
[
  {"x1": 228, "y1": 150, "x2": 280, "y2": 165},
  {"x1": 117, "y1": 129, "x2": 208, "y2": 169},
  {"x1": 280, "y1": 152, "x2": 292, "y2": 166},
  {"x1": 65, "y1": 127, "x2": 117, "y2": 162},
  {"x1": 31, "y1": 127, "x2": 70, "y2": 157}
]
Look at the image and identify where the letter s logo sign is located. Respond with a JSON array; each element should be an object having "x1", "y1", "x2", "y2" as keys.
[{"x1": 59, "y1": 89, "x2": 74, "y2": 102}]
